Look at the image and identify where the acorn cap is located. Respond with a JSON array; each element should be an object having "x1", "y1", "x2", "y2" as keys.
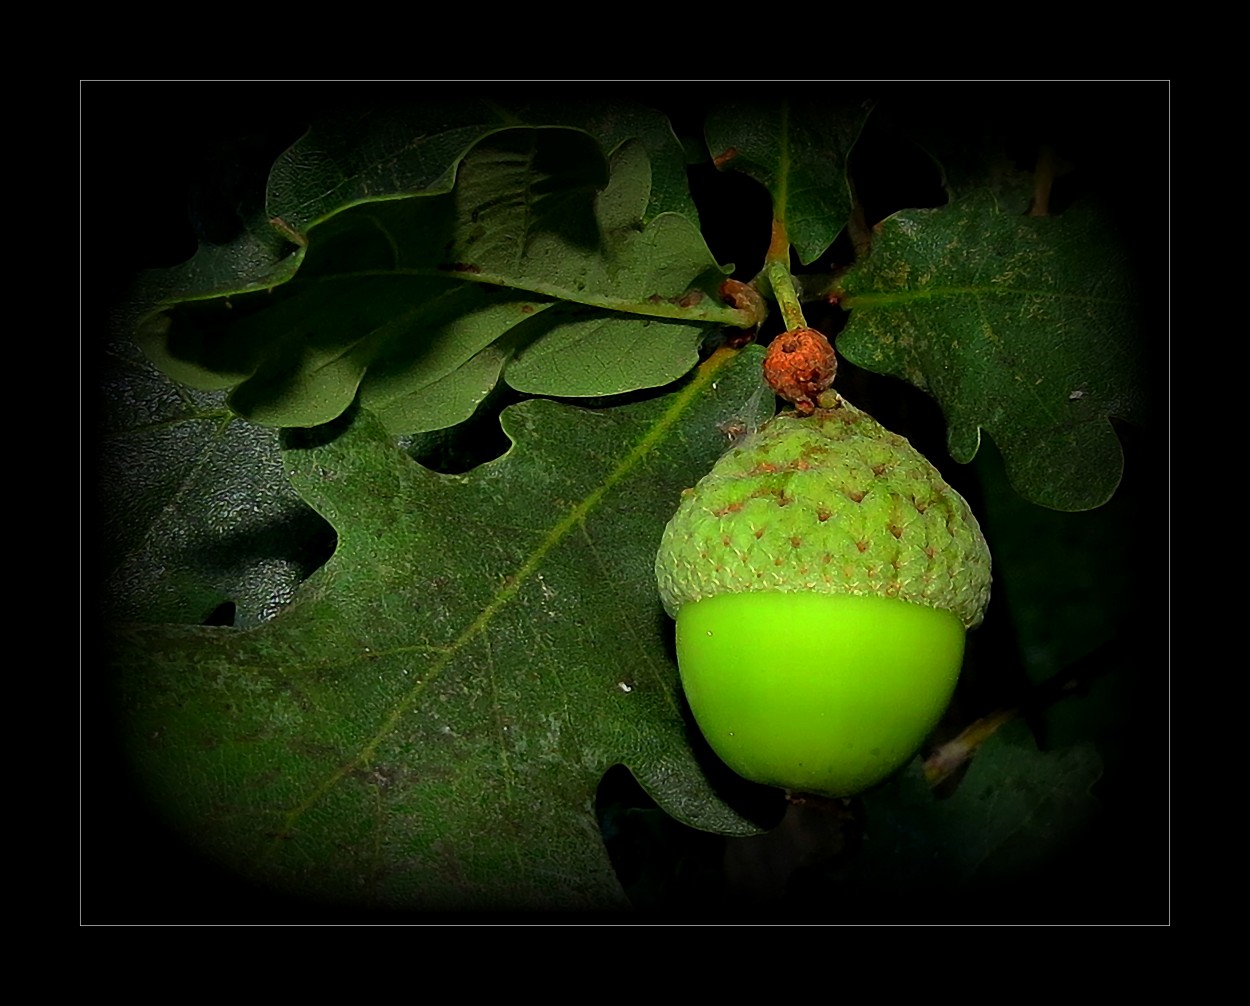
[{"x1": 656, "y1": 397, "x2": 991, "y2": 628}]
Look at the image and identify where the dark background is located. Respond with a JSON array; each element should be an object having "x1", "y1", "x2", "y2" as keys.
[{"x1": 82, "y1": 82, "x2": 1169, "y2": 923}]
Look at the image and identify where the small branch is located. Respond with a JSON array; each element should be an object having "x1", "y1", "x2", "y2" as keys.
[
  {"x1": 1030, "y1": 144, "x2": 1056, "y2": 218},
  {"x1": 923, "y1": 707, "x2": 1018, "y2": 787},
  {"x1": 923, "y1": 636, "x2": 1125, "y2": 789}
]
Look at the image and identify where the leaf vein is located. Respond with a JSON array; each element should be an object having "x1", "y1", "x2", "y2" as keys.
[{"x1": 267, "y1": 345, "x2": 740, "y2": 847}]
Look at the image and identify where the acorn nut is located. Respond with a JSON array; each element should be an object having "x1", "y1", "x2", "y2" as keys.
[{"x1": 655, "y1": 396, "x2": 991, "y2": 798}]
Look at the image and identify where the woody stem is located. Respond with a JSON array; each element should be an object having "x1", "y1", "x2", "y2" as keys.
[{"x1": 765, "y1": 221, "x2": 807, "y2": 331}]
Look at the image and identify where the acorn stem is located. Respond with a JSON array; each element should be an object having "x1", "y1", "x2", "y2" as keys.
[
  {"x1": 763, "y1": 220, "x2": 808, "y2": 332},
  {"x1": 766, "y1": 260, "x2": 808, "y2": 332}
]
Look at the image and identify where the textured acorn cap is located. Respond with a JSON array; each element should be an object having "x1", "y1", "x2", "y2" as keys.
[{"x1": 656, "y1": 396, "x2": 991, "y2": 628}]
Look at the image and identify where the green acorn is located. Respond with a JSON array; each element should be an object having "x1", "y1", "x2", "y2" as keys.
[{"x1": 655, "y1": 395, "x2": 991, "y2": 798}]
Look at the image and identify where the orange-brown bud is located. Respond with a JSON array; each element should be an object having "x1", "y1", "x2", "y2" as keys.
[
  {"x1": 718, "y1": 279, "x2": 767, "y2": 326},
  {"x1": 763, "y1": 327, "x2": 837, "y2": 415}
]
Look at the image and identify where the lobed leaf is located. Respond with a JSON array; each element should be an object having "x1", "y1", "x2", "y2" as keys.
[
  {"x1": 705, "y1": 97, "x2": 871, "y2": 264},
  {"x1": 855, "y1": 721, "x2": 1102, "y2": 892},
  {"x1": 98, "y1": 331, "x2": 328, "y2": 629},
  {"x1": 836, "y1": 194, "x2": 1144, "y2": 511},
  {"x1": 138, "y1": 97, "x2": 703, "y2": 306},
  {"x1": 137, "y1": 130, "x2": 745, "y2": 434},
  {"x1": 110, "y1": 346, "x2": 777, "y2": 911}
]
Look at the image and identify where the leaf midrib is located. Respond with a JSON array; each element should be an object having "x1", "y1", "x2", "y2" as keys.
[
  {"x1": 265, "y1": 345, "x2": 742, "y2": 850},
  {"x1": 843, "y1": 286, "x2": 1133, "y2": 309},
  {"x1": 292, "y1": 267, "x2": 754, "y2": 326}
]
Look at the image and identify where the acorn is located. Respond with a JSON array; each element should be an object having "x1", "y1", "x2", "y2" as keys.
[{"x1": 655, "y1": 396, "x2": 991, "y2": 798}]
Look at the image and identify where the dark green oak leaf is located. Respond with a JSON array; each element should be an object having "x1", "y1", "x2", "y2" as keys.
[
  {"x1": 836, "y1": 194, "x2": 1144, "y2": 511},
  {"x1": 98, "y1": 328, "x2": 329, "y2": 629},
  {"x1": 705, "y1": 97, "x2": 872, "y2": 264},
  {"x1": 856, "y1": 721, "x2": 1102, "y2": 894},
  {"x1": 109, "y1": 346, "x2": 776, "y2": 912},
  {"x1": 971, "y1": 438, "x2": 1142, "y2": 684},
  {"x1": 136, "y1": 97, "x2": 703, "y2": 308},
  {"x1": 973, "y1": 437, "x2": 1165, "y2": 817},
  {"x1": 489, "y1": 97, "x2": 702, "y2": 225},
  {"x1": 867, "y1": 89, "x2": 1036, "y2": 213},
  {"x1": 136, "y1": 131, "x2": 747, "y2": 434}
]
